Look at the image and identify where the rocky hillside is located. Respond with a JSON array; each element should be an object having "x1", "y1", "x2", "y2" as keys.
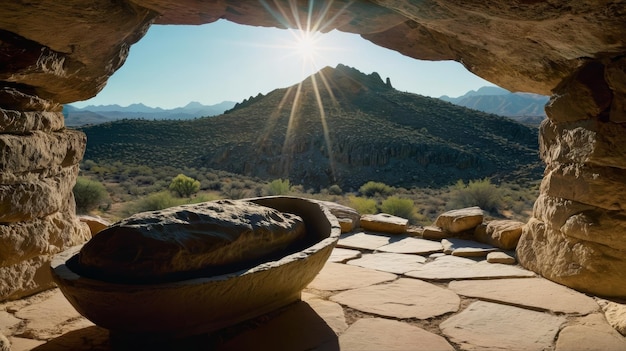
[
  {"x1": 80, "y1": 65, "x2": 542, "y2": 190},
  {"x1": 439, "y1": 86, "x2": 548, "y2": 125}
]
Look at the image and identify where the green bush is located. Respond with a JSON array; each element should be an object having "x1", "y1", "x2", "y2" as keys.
[
  {"x1": 169, "y1": 174, "x2": 200, "y2": 198},
  {"x1": 73, "y1": 177, "x2": 108, "y2": 214},
  {"x1": 328, "y1": 184, "x2": 343, "y2": 195},
  {"x1": 449, "y1": 178, "x2": 502, "y2": 213},
  {"x1": 265, "y1": 178, "x2": 291, "y2": 196},
  {"x1": 380, "y1": 196, "x2": 417, "y2": 220},
  {"x1": 127, "y1": 191, "x2": 185, "y2": 213},
  {"x1": 348, "y1": 195, "x2": 377, "y2": 215},
  {"x1": 359, "y1": 181, "x2": 394, "y2": 197}
]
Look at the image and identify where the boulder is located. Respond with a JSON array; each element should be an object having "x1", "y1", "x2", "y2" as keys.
[
  {"x1": 78, "y1": 200, "x2": 306, "y2": 283},
  {"x1": 435, "y1": 207, "x2": 484, "y2": 234},
  {"x1": 422, "y1": 225, "x2": 451, "y2": 240},
  {"x1": 474, "y1": 220, "x2": 524, "y2": 250},
  {"x1": 312, "y1": 200, "x2": 360, "y2": 233},
  {"x1": 360, "y1": 213, "x2": 408, "y2": 234},
  {"x1": 78, "y1": 215, "x2": 111, "y2": 236}
]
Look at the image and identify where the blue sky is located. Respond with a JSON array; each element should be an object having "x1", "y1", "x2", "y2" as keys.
[{"x1": 72, "y1": 20, "x2": 496, "y2": 109}]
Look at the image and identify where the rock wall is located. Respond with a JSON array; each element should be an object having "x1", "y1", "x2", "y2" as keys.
[
  {"x1": 517, "y1": 57, "x2": 626, "y2": 297},
  {"x1": 0, "y1": 1, "x2": 625, "y2": 299}
]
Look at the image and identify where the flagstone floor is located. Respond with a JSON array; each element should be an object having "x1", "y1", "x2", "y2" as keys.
[{"x1": 1, "y1": 230, "x2": 625, "y2": 351}]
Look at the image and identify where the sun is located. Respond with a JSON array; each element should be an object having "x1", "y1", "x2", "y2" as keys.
[{"x1": 292, "y1": 30, "x2": 320, "y2": 61}]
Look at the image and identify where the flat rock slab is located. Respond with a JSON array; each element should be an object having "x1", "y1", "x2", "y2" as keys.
[
  {"x1": 328, "y1": 248, "x2": 362, "y2": 263},
  {"x1": 330, "y1": 278, "x2": 460, "y2": 319},
  {"x1": 405, "y1": 255, "x2": 535, "y2": 280},
  {"x1": 360, "y1": 213, "x2": 408, "y2": 234},
  {"x1": 449, "y1": 277, "x2": 599, "y2": 315},
  {"x1": 337, "y1": 232, "x2": 393, "y2": 251},
  {"x1": 376, "y1": 237, "x2": 443, "y2": 254},
  {"x1": 307, "y1": 262, "x2": 397, "y2": 291},
  {"x1": 442, "y1": 238, "x2": 498, "y2": 256},
  {"x1": 347, "y1": 252, "x2": 426, "y2": 274},
  {"x1": 435, "y1": 207, "x2": 483, "y2": 234},
  {"x1": 440, "y1": 300, "x2": 566, "y2": 351},
  {"x1": 339, "y1": 318, "x2": 455, "y2": 351},
  {"x1": 555, "y1": 314, "x2": 626, "y2": 351},
  {"x1": 301, "y1": 295, "x2": 349, "y2": 334}
]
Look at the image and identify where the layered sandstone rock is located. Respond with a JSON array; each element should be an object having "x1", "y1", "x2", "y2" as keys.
[
  {"x1": 0, "y1": 1, "x2": 624, "y2": 299},
  {"x1": 517, "y1": 58, "x2": 626, "y2": 298}
]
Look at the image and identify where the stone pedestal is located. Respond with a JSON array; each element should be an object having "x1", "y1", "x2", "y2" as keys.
[
  {"x1": 0, "y1": 103, "x2": 91, "y2": 301},
  {"x1": 517, "y1": 58, "x2": 626, "y2": 298}
]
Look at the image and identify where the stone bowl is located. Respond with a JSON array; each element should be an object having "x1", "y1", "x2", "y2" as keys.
[{"x1": 51, "y1": 196, "x2": 340, "y2": 339}]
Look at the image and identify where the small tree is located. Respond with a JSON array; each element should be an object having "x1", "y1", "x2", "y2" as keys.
[
  {"x1": 348, "y1": 195, "x2": 377, "y2": 215},
  {"x1": 449, "y1": 178, "x2": 502, "y2": 213},
  {"x1": 169, "y1": 174, "x2": 200, "y2": 198},
  {"x1": 73, "y1": 176, "x2": 108, "y2": 213}
]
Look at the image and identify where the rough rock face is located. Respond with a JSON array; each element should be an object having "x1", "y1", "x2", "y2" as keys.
[{"x1": 0, "y1": 1, "x2": 625, "y2": 299}]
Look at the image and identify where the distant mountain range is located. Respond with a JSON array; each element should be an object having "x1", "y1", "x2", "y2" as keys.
[
  {"x1": 63, "y1": 101, "x2": 236, "y2": 126},
  {"x1": 80, "y1": 64, "x2": 542, "y2": 190},
  {"x1": 439, "y1": 86, "x2": 548, "y2": 125}
]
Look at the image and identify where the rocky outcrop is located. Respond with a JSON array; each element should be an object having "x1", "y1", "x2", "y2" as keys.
[{"x1": 0, "y1": 1, "x2": 625, "y2": 299}]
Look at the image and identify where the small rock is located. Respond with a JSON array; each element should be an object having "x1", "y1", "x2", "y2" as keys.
[
  {"x1": 474, "y1": 220, "x2": 524, "y2": 250},
  {"x1": 78, "y1": 215, "x2": 110, "y2": 236},
  {"x1": 422, "y1": 225, "x2": 451, "y2": 240},
  {"x1": 435, "y1": 207, "x2": 483, "y2": 234},
  {"x1": 597, "y1": 299, "x2": 626, "y2": 336},
  {"x1": 441, "y1": 238, "x2": 498, "y2": 257},
  {"x1": 486, "y1": 251, "x2": 516, "y2": 264},
  {"x1": 360, "y1": 213, "x2": 408, "y2": 234}
]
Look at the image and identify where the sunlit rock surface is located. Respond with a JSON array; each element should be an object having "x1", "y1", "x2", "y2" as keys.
[{"x1": 0, "y1": 0, "x2": 625, "y2": 299}]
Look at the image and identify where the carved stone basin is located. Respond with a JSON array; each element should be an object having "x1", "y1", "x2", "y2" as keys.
[{"x1": 50, "y1": 196, "x2": 340, "y2": 339}]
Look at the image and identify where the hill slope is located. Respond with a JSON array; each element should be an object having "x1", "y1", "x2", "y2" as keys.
[
  {"x1": 440, "y1": 87, "x2": 548, "y2": 125},
  {"x1": 80, "y1": 65, "x2": 542, "y2": 190}
]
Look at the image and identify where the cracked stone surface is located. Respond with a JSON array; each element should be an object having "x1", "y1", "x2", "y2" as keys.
[
  {"x1": 336, "y1": 232, "x2": 393, "y2": 251},
  {"x1": 376, "y1": 237, "x2": 443, "y2": 255},
  {"x1": 328, "y1": 248, "x2": 362, "y2": 263},
  {"x1": 0, "y1": 230, "x2": 623, "y2": 350}
]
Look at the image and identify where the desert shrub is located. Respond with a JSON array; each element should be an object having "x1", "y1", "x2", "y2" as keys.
[
  {"x1": 348, "y1": 195, "x2": 377, "y2": 215},
  {"x1": 380, "y1": 196, "x2": 417, "y2": 221},
  {"x1": 127, "y1": 191, "x2": 185, "y2": 213},
  {"x1": 328, "y1": 184, "x2": 343, "y2": 195},
  {"x1": 359, "y1": 181, "x2": 394, "y2": 197},
  {"x1": 169, "y1": 174, "x2": 200, "y2": 198},
  {"x1": 448, "y1": 178, "x2": 502, "y2": 213},
  {"x1": 73, "y1": 177, "x2": 108, "y2": 214},
  {"x1": 265, "y1": 178, "x2": 291, "y2": 196}
]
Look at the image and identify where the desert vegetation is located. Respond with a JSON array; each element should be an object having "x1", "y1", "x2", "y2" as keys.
[{"x1": 75, "y1": 160, "x2": 539, "y2": 225}]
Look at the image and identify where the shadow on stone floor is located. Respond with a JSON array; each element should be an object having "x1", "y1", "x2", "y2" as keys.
[{"x1": 32, "y1": 301, "x2": 339, "y2": 351}]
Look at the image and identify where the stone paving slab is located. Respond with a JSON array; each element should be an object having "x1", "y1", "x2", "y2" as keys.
[
  {"x1": 376, "y1": 237, "x2": 443, "y2": 254},
  {"x1": 302, "y1": 294, "x2": 349, "y2": 334},
  {"x1": 449, "y1": 277, "x2": 599, "y2": 314},
  {"x1": 330, "y1": 278, "x2": 460, "y2": 319},
  {"x1": 555, "y1": 313, "x2": 626, "y2": 351},
  {"x1": 486, "y1": 251, "x2": 516, "y2": 264},
  {"x1": 346, "y1": 252, "x2": 426, "y2": 274},
  {"x1": 440, "y1": 300, "x2": 566, "y2": 351},
  {"x1": 328, "y1": 248, "x2": 362, "y2": 263},
  {"x1": 336, "y1": 232, "x2": 394, "y2": 251},
  {"x1": 339, "y1": 318, "x2": 454, "y2": 351},
  {"x1": 405, "y1": 255, "x2": 535, "y2": 280},
  {"x1": 308, "y1": 262, "x2": 397, "y2": 291}
]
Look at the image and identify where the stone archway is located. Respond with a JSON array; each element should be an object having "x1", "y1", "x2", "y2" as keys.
[{"x1": 0, "y1": 0, "x2": 624, "y2": 300}]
